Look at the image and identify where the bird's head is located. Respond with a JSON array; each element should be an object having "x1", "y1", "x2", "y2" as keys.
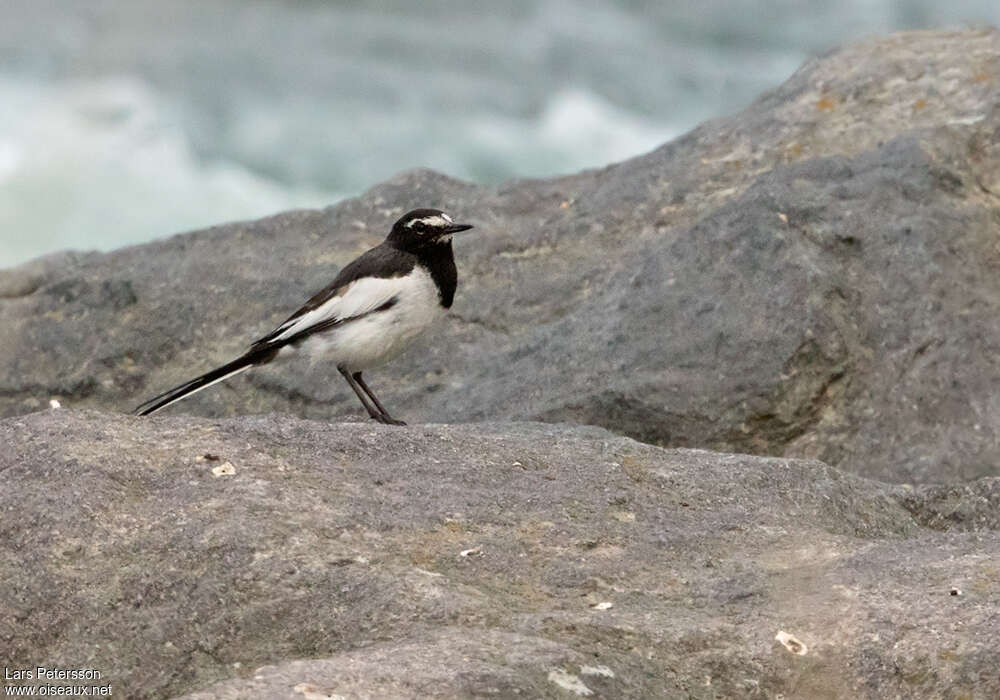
[{"x1": 387, "y1": 208, "x2": 473, "y2": 251}]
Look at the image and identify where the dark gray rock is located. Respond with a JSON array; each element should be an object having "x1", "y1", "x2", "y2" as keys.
[
  {"x1": 1, "y1": 409, "x2": 997, "y2": 699},
  {"x1": 3, "y1": 28, "x2": 1000, "y2": 484}
]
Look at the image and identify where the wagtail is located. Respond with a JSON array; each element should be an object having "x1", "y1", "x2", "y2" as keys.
[{"x1": 133, "y1": 208, "x2": 473, "y2": 424}]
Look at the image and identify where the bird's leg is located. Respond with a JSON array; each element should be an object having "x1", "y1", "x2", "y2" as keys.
[
  {"x1": 338, "y1": 366, "x2": 384, "y2": 422},
  {"x1": 353, "y1": 372, "x2": 406, "y2": 426}
]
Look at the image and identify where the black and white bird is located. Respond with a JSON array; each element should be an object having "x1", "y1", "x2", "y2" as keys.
[{"x1": 133, "y1": 208, "x2": 473, "y2": 424}]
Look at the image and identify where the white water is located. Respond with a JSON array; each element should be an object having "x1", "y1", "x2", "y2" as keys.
[
  {"x1": 1, "y1": 0, "x2": 998, "y2": 268},
  {"x1": 0, "y1": 75, "x2": 333, "y2": 264}
]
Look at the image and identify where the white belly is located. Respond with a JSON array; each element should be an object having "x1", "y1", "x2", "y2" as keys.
[{"x1": 299, "y1": 267, "x2": 446, "y2": 371}]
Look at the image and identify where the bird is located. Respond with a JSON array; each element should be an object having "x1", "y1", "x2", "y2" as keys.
[{"x1": 133, "y1": 208, "x2": 474, "y2": 424}]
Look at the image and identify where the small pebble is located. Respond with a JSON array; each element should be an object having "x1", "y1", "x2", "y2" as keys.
[
  {"x1": 211, "y1": 461, "x2": 236, "y2": 477},
  {"x1": 775, "y1": 630, "x2": 808, "y2": 655}
]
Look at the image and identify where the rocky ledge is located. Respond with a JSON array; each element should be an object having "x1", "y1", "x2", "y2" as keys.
[
  {"x1": 1, "y1": 28, "x2": 999, "y2": 484},
  {"x1": 1, "y1": 26, "x2": 1000, "y2": 700},
  {"x1": 1, "y1": 409, "x2": 997, "y2": 698}
]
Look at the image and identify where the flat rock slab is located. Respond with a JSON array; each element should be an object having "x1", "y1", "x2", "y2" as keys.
[
  {"x1": 3, "y1": 29, "x2": 1000, "y2": 484},
  {"x1": 1, "y1": 409, "x2": 997, "y2": 698}
]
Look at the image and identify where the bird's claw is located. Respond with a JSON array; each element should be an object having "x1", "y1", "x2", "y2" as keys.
[{"x1": 373, "y1": 414, "x2": 406, "y2": 426}]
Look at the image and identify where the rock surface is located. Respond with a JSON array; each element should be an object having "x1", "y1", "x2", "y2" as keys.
[
  {"x1": 1, "y1": 409, "x2": 997, "y2": 699},
  {"x1": 2, "y1": 29, "x2": 1000, "y2": 483}
]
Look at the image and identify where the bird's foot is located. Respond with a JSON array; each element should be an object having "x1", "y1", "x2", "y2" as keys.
[{"x1": 373, "y1": 414, "x2": 407, "y2": 426}]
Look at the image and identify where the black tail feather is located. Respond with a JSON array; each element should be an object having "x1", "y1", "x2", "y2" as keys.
[{"x1": 132, "y1": 348, "x2": 276, "y2": 416}]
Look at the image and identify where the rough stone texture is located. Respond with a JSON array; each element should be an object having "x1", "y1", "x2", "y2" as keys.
[
  {"x1": 4, "y1": 28, "x2": 1000, "y2": 700},
  {"x1": 2, "y1": 29, "x2": 1000, "y2": 483},
  {"x1": 1, "y1": 409, "x2": 997, "y2": 699}
]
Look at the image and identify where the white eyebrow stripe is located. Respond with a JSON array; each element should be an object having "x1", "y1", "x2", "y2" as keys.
[{"x1": 406, "y1": 215, "x2": 449, "y2": 228}]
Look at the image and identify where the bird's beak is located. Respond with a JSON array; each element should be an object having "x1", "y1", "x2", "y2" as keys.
[{"x1": 446, "y1": 223, "x2": 474, "y2": 234}]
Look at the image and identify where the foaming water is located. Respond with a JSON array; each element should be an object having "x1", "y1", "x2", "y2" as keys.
[
  {"x1": 465, "y1": 90, "x2": 679, "y2": 180},
  {"x1": 0, "y1": 75, "x2": 674, "y2": 268},
  {"x1": 0, "y1": 75, "x2": 334, "y2": 266},
  {"x1": 1, "y1": 0, "x2": 998, "y2": 268}
]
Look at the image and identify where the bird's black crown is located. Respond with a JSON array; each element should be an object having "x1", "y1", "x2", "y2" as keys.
[{"x1": 387, "y1": 208, "x2": 473, "y2": 251}]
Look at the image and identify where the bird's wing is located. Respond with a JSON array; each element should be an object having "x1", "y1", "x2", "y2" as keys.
[{"x1": 251, "y1": 243, "x2": 416, "y2": 349}]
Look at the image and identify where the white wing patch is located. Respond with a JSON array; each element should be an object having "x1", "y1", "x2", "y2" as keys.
[
  {"x1": 271, "y1": 275, "x2": 408, "y2": 342},
  {"x1": 294, "y1": 266, "x2": 446, "y2": 371}
]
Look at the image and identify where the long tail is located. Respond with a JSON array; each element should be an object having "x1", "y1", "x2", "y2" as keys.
[{"x1": 132, "y1": 348, "x2": 277, "y2": 416}]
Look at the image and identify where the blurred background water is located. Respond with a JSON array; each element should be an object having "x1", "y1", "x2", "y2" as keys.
[{"x1": 1, "y1": 0, "x2": 999, "y2": 268}]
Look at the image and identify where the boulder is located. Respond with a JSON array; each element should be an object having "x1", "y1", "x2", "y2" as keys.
[
  {"x1": 1, "y1": 409, "x2": 997, "y2": 698},
  {"x1": 2, "y1": 28, "x2": 1000, "y2": 483}
]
